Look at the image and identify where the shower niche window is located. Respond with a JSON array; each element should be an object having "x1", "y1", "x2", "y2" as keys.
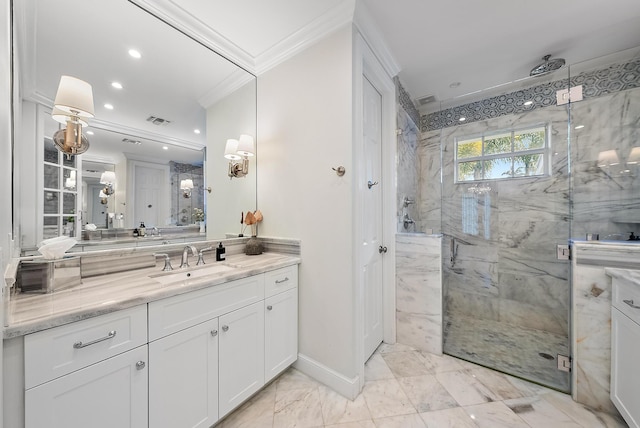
[{"x1": 456, "y1": 125, "x2": 548, "y2": 182}]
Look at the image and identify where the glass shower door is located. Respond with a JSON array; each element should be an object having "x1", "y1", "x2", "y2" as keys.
[{"x1": 436, "y1": 74, "x2": 573, "y2": 391}]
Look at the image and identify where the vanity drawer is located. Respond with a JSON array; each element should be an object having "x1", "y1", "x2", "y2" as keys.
[
  {"x1": 24, "y1": 305, "x2": 147, "y2": 389},
  {"x1": 612, "y1": 275, "x2": 640, "y2": 326},
  {"x1": 148, "y1": 274, "x2": 265, "y2": 341},
  {"x1": 265, "y1": 265, "x2": 298, "y2": 298}
]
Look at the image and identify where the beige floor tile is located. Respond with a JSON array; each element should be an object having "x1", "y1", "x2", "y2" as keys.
[
  {"x1": 373, "y1": 413, "x2": 427, "y2": 428},
  {"x1": 397, "y1": 374, "x2": 458, "y2": 413},
  {"x1": 463, "y1": 402, "x2": 529, "y2": 428},
  {"x1": 274, "y1": 387, "x2": 324, "y2": 428},
  {"x1": 382, "y1": 351, "x2": 430, "y2": 377},
  {"x1": 420, "y1": 407, "x2": 479, "y2": 428},
  {"x1": 361, "y1": 378, "x2": 416, "y2": 419},
  {"x1": 364, "y1": 353, "x2": 395, "y2": 381},
  {"x1": 318, "y1": 384, "x2": 372, "y2": 425}
]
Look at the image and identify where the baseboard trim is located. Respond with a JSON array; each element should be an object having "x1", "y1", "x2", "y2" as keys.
[{"x1": 293, "y1": 353, "x2": 360, "y2": 400}]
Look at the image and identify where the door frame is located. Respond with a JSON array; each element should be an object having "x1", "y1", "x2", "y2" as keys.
[{"x1": 353, "y1": 33, "x2": 397, "y2": 391}]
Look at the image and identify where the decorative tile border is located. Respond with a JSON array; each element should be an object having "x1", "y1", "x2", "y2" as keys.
[
  {"x1": 421, "y1": 59, "x2": 640, "y2": 132},
  {"x1": 396, "y1": 77, "x2": 421, "y2": 127}
]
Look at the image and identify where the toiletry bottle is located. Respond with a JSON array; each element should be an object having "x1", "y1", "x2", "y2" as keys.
[
  {"x1": 139, "y1": 222, "x2": 146, "y2": 237},
  {"x1": 216, "y1": 242, "x2": 226, "y2": 261},
  {"x1": 133, "y1": 228, "x2": 139, "y2": 237}
]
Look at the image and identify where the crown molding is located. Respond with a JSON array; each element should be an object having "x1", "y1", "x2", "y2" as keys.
[
  {"x1": 352, "y1": 0, "x2": 401, "y2": 79},
  {"x1": 253, "y1": 0, "x2": 356, "y2": 75},
  {"x1": 198, "y1": 69, "x2": 254, "y2": 109}
]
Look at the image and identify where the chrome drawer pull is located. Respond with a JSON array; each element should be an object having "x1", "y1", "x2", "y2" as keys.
[
  {"x1": 73, "y1": 330, "x2": 117, "y2": 349},
  {"x1": 623, "y1": 299, "x2": 640, "y2": 309},
  {"x1": 275, "y1": 277, "x2": 289, "y2": 284}
]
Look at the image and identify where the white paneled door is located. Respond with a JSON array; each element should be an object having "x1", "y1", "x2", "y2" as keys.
[
  {"x1": 134, "y1": 164, "x2": 163, "y2": 227},
  {"x1": 362, "y1": 76, "x2": 384, "y2": 362}
]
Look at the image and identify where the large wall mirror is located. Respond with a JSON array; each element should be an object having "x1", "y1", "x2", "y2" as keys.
[{"x1": 13, "y1": 0, "x2": 257, "y2": 252}]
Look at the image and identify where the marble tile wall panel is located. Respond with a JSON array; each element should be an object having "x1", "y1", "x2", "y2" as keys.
[
  {"x1": 396, "y1": 109, "x2": 421, "y2": 233},
  {"x1": 395, "y1": 234, "x2": 442, "y2": 354},
  {"x1": 417, "y1": 129, "x2": 442, "y2": 233}
]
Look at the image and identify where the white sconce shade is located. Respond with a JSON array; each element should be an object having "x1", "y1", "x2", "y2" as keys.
[
  {"x1": 53, "y1": 76, "x2": 95, "y2": 118},
  {"x1": 100, "y1": 171, "x2": 117, "y2": 185},
  {"x1": 627, "y1": 147, "x2": 640, "y2": 165},
  {"x1": 180, "y1": 179, "x2": 194, "y2": 190},
  {"x1": 597, "y1": 150, "x2": 620, "y2": 167},
  {"x1": 237, "y1": 134, "x2": 255, "y2": 157},
  {"x1": 52, "y1": 107, "x2": 88, "y2": 127},
  {"x1": 224, "y1": 139, "x2": 241, "y2": 160}
]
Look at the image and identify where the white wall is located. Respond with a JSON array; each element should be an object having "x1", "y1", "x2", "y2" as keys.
[
  {"x1": 206, "y1": 80, "x2": 257, "y2": 238},
  {"x1": 257, "y1": 25, "x2": 357, "y2": 380}
]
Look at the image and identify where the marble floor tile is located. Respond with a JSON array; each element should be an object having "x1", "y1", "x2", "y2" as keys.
[
  {"x1": 364, "y1": 353, "x2": 395, "y2": 381},
  {"x1": 324, "y1": 421, "x2": 376, "y2": 428},
  {"x1": 361, "y1": 378, "x2": 415, "y2": 419},
  {"x1": 318, "y1": 385, "x2": 371, "y2": 425},
  {"x1": 218, "y1": 347, "x2": 624, "y2": 428},
  {"x1": 373, "y1": 413, "x2": 428, "y2": 428},
  {"x1": 504, "y1": 396, "x2": 582, "y2": 427},
  {"x1": 382, "y1": 351, "x2": 431, "y2": 378},
  {"x1": 419, "y1": 407, "x2": 479, "y2": 428},
  {"x1": 540, "y1": 390, "x2": 627, "y2": 428},
  {"x1": 463, "y1": 402, "x2": 529, "y2": 428},
  {"x1": 435, "y1": 370, "x2": 499, "y2": 406},
  {"x1": 397, "y1": 374, "x2": 459, "y2": 413},
  {"x1": 274, "y1": 387, "x2": 324, "y2": 428}
]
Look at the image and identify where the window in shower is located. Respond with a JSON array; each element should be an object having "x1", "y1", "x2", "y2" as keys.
[{"x1": 455, "y1": 125, "x2": 548, "y2": 182}]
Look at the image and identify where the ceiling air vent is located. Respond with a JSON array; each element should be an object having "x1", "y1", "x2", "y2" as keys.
[
  {"x1": 122, "y1": 138, "x2": 142, "y2": 145},
  {"x1": 416, "y1": 94, "x2": 436, "y2": 106},
  {"x1": 146, "y1": 115, "x2": 171, "y2": 126}
]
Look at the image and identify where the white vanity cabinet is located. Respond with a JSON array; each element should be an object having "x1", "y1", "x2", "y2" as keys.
[
  {"x1": 23, "y1": 306, "x2": 149, "y2": 428},
  {"x1": 265, "y1": 265, "x2": 299, "y2": 382},
  {"x1": 149, "y1": 318, "x2": 219, "y2": 428},
  {"x1": 610, "y1": 274, "x2": 640, "y2": 428}
]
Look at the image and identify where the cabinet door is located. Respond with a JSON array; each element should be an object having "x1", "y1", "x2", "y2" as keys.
[
  {"x1": 611, "y1": 308, "x2": 640, "y2": 428},
  {"x1": 149, "y1": 318, "x2": 219, "y2": 428},
  {"x1": 265, "y1": 288, "x2": 298, "y2": 382},
  {"x1": 25, "y1": 345, "x2": 148, "y2": 428},
  {"x1": 219, "y1": 301, "x2": 264, "y2": 417}
]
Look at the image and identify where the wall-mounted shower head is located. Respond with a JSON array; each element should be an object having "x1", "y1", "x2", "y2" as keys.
[{"x1": 530, "y1": 54, "x2": 566, "y2": 77}]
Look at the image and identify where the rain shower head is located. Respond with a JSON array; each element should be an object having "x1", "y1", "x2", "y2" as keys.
[{"x1": 530, "y1": 54, "x2": 566, "y2": 77}]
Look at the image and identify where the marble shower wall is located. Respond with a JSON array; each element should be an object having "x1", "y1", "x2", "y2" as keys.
[
  {"x1": 395, "y1": 78, "x2": 421, "y2": 233},
  {"x1": 395, "y1": 233, "x2": 442, "y2": 354},
  {"x1": 169, "y1": 162, "x2": 204, "y2": 225}
]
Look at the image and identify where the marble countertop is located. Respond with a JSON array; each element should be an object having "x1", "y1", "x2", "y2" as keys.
[
  {"x1": 605, "y1": 267, "x2": 640, "y2": 283},
  {"x1": 4, "y1": 252, "x2": 300, "y2": 339}
]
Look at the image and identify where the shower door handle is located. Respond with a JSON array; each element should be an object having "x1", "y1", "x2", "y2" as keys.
[{"x1": 367, "y1": 180, "x2": 379, "y2": 189}]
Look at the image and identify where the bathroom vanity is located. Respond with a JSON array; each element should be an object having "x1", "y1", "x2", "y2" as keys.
[{"x1": 3, "y1": 250, "x2": 299, "y2": 428}]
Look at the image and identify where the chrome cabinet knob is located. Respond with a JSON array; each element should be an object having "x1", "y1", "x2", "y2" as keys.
[
  {"x1": 267, "y1": 305, "x2": 273, "y2": 311},
  {"x1": 211, "y1": 330, "x2": 218, "y2": 337},
  {"x1": 136, "y1": 361, "x2": 146, "y2": 370},
  {"x1": 378, "y1": 245, "x2": 388, "y2": 254},
  {"x1": 222, "y1": 325, "x2": 229, "y2": 332}
]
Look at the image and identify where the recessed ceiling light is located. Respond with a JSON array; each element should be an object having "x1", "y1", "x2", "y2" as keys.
[
  {"x1": 128, "y1": 49, "x2": 142, "y2": 59},
  {"x1": 162, "y1": 146, "x2": 169, "y2": 150},
  {"x1": 449, "y1": 82, "x2": 461, "y2": 88},
  {"x1": 86, "y1": 130, "x2": 94, "y2": 135},
  {"x1": 104, "y1": 103, "x2": 114, "y2": 110},
  {"x1": 575, "y1": 125, "x2": 585, "y2": 129},
  {"x1": 111, "y1": 81, "x2": 123, "y2": 89},
  {"x1": 194, "y1": 129, "x2": 201, "y2": 134},
  {"x1": 524, "y1": 100, "x2": 533, "y2": 106},
  {"x1": 459, "y1": 117, "x2": 466, "y2": 122}
]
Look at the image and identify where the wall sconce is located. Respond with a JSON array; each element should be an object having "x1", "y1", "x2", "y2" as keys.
[
  {"x1": 64, "y1": 170, "x2": 77, "y2": 189},
  {"x1": 99, "y1": 189, "x2": 108, "y2": 205},
  {"x1": 225, "y1": 134, "x2": 255, "y2": 178},
  {"x1": 180, "y1": 179, "x2": 194, "y2": 198},
  {"x1": 51, "y1": 75, "x2": 94, "y2": 159},
  {"x1": 100, "y1": 171, "x2": 116, "y2": 196},
  {"x1": 597, "y1": 150, "x2": 620, "y2": 168}
]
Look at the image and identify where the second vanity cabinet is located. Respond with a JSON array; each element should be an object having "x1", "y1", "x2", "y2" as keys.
[{"x1": 21, "y1": 263, "x2": 298, "y2": 428}]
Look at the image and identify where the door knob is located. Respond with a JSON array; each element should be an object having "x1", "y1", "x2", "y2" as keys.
[{"x1": 378, "y1": 245, "x2": 387, "y2": 254}]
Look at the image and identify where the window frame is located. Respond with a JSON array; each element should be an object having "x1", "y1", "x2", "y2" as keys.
[{"x1": 454, "y1": 123, "x2": 550, "y2": 183}]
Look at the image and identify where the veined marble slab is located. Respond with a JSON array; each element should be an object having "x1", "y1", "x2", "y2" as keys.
[{"x1": 4, "y1": 252, "x2": 300, "y2": 338}]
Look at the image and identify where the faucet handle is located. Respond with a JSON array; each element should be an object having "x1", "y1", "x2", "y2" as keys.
[
  {"x1": 153, "y1": 253, "x2": 173, "y2": 271},
  {"x1": 197, "y1": 246, "x2": 213, "y2": 265}
]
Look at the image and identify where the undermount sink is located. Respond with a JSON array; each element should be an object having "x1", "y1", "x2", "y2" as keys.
[{"x1": 150, "y1": 263, "x2": 235, "y2": 285}]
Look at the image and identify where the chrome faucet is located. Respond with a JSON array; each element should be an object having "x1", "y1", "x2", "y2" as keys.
[
  {"x1": 196, "y1": 246, "x2": 213, "y2": 265},
  {"x1": 180, "y1": 245, "x2": 198, "y2": 268}
]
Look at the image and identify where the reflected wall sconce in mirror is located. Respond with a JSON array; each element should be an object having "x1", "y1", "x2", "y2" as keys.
[
  {"x1": 100, "y1": 171, "x2": 116, "y2": 196},
  {"x1": 51, "y1": 75, "x2": 95, "y2": 159},
  {"x1": 64, "y1": 170, "x2": 77, "y2": 189},
  {"x1": 180, "y1": 179, "x2": 194, "y2": 198},
  {"x1": 225, "y1": 134, "x2": 255, "y2": 178},
  {"x1": 99, "y1": 189, "x2": 109, "y2": 205}
]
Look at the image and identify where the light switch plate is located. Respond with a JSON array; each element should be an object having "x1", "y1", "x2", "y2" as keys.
[{"x1": 556, "y1": 85, "x2": 583, "y2": 105}]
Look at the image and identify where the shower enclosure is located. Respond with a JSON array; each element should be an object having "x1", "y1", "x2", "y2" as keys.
[{"x1": 414, "y1": 47, "x2": 640, "y2": 391}]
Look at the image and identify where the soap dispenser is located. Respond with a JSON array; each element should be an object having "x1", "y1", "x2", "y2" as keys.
[
  {"x1": 216, "y1": 242, "x2": 226, "y2": 261},
  {"x1": 139, "y1": 222, "x2": 146, "y2": 237}
]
